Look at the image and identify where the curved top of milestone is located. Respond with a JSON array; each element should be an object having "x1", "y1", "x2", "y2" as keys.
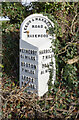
[{"x1": 20, "y1": 14, "x2": 54, "y2": 42}]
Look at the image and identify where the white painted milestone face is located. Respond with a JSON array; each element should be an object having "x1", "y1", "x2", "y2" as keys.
[{"x1": 20, "y1": 14, "x2": 56, "y2": 96}]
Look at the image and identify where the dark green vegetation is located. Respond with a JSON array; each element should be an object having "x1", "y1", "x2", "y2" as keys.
[{"x1": 2, "y1": 2, "x2": 79, "y2": 120}]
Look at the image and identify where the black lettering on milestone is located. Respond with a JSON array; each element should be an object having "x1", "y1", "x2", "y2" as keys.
[
  {"x1": 32, "y1": 19, "x2": 34, "y2": 21},
  {"x1": 32, "y1": 25, "x2": 34, "y2": 28}
]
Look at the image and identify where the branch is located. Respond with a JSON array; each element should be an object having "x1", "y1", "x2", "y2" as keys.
[
  {"x1": 71, "y1": 13, "x2": 78, "y2": 35},
  {"x1": 57, "y1": 41, "x2": 74, "y2": 56},
  {"x1": 57, "y1": 36, "x2": 78, "y2": 56},
  {"x1": 67, "y1": 56, "x2": 79, "y2": 64},
  {"x1": 57, "y1": 44, "x2": 69, "y2": 55}
]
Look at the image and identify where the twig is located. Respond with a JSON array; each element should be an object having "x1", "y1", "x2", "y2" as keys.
[
  {"x1": 71, "y1": 13, "x2": 78, "y2": 35},
  {"x1": 67, "y1": 56, "x2": 79, "y2": 64},
  {"x1": 75, "y1": 110, "x2": 79, "y2": 120},
  {"x1": 57, "y1": 38, "x2": 77, "y2": 56}
]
